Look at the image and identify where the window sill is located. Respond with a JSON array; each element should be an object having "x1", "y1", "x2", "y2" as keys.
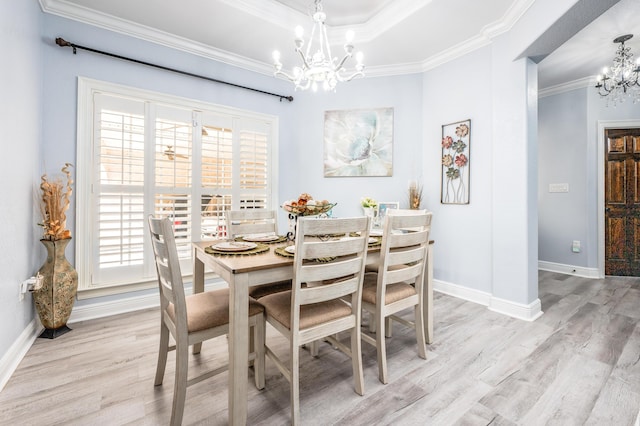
[{"x1": 77, "y1": 272, "x2": 219, "y2": 300}]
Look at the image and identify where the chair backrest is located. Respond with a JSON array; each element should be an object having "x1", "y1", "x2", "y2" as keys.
[
  {"x1": 148, "y1": 216, "x2": 187, "y2": 328},
  {"x1": 376, "y1": 212, "x2": 432, "y2": 297},
  {"x1": 226, "y1": 209, "x2": 278, "y2": 238},
  {"x1": 292, "y1": 216, "x2": 371, "y2": 328}
]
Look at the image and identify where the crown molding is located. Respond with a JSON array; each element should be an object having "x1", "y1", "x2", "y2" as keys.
[
  {"x1": 538, "y1": 76, "x2": 595, "y2": 98},
  {"x1": 39, "y1": 0, "x2": 274, "y2": 76},
  {"x1": 482, "y1": 0, "x2": 536, "y2": 38},
  {"x1": 40, "y1": 0, "x2": 538, "y2": 79}
]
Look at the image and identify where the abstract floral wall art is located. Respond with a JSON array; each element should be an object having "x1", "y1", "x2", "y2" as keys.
[
  {"x1": 324, "y1": 108, "x2": 393, "y2": 177},
  {"x1": 441, "y1": 119, "x2": 470, "y2": 204}
]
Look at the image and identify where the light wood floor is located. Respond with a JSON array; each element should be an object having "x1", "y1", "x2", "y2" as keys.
[{"x1": 2, "y1": 271, "x2": 640, "y2": 425}]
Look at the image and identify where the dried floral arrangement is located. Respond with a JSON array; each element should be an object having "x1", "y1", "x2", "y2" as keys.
[
  {"x1": 409, "y1": 181, "x2": 423, "y2": 210},
  {"x1": 39, "y1": 163, "x2": 74, "y2": 240}
]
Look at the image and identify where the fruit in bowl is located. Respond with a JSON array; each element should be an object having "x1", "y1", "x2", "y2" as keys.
[{"x1": 282, "y1": 194, "x2": 335, "y2": 216}]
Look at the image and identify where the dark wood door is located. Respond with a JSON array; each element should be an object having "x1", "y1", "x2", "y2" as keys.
[{"x1": 605, "y1": 128, "x2": 640, "y2": 276}]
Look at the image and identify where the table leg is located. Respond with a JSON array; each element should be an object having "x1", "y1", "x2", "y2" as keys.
[
  {"x1": 424, "y1": 242, "x2": 434, "y2": 344},
  {"x1": 228, "y1": 273, "x2": 249, "y2": 425},
  {"x1": 193, "y1": 248, "x2": 205, "y2": 354}
]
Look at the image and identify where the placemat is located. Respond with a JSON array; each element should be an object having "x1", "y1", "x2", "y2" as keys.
[
  {"x1": 348, "y1": 233, "x2": 382, "y2": 247},
  {"x1": 273, "y1": 246, "x2": 336, "y2": 263},
  {"x1": 205, "y1": 243, "x2": 270, "y2": 256},
  {"x1": 235, "y1": 235, "x2": 288, "y2": 244}
]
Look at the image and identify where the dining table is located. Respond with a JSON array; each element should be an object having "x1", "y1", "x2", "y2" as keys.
[{"x1": 192, "y1": 237, "x2": 434, "y2": 425}]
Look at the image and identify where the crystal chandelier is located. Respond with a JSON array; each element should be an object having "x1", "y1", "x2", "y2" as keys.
[
  {"x1": 595, "y1": 34, "x2": 640, "y2": 105},
  {"x1": 272, "y1": 0, "x2": 364, "y2": 92}
]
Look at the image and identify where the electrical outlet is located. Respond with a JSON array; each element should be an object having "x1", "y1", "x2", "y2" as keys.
[
  {"x1": 19, "y1": 274, "x2": 42, "y2": 301},
  {"x1": 572, "y1": 240, "x2": 581, "y2": 253}
]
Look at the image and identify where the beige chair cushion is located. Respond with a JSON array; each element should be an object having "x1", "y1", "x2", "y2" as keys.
[
  {"x1": 260, "y1": 290, "x2": 352, "y2": 330},
  {"x1": 365, "y1": 263, "x2": 407, "y2": 273},
  {"x1": 167, "y1": 288, "x2": 264, "y2": 333},
  {"x1": 248, "y1": 280, "x2": 293, "y2": 299},
  {"x1": 361, "y1": 273, "x2": 417, "y2": 306}
]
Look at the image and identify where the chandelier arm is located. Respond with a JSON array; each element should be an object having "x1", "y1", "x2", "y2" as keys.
[
  {"x1": 296, "y1": 49, "x2": 312, "y2": 71},
  {"x1": 339, "y1": 70, "x2": 365, "y2": 83},
  {"x1": 334, "y1": 54, "x2": 353, "y2": 73},
  {"x1": 274, "y1": 69, "x2": 299, "y2": 83}
]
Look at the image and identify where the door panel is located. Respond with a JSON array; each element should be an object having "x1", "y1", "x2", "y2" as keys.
[{"x1": 605, "y1": 128, "x2": 640, "y2": 276}]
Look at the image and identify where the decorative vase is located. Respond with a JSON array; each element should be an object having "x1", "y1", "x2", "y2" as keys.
[{"x1": 33, "y1": 238, "x2": 78, "y2": 339}]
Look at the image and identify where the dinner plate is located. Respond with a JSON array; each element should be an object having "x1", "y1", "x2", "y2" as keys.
[
  {"x1": 370, "y1": 229, "x2": 383, "y2": 237},
  {"x1": 368, "y1": 237, "x2": 379, "y2": 244},
  {"x1": 242, "y1": 234, "x2": 280, "y2": 242},
  {"x1": 284, "y1": 246, "x2": 296, "y2": 254},
  {"x1": 212, "y1": 241, "x2": 257, "y2": 252}
]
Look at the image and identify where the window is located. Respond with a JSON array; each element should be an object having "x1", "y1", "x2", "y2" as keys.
[{"x1": 76, "y1": 78, "x2": 278, "y2": 296}]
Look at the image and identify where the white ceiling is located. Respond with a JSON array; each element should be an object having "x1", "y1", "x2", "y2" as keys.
[{"x1": 40, "y1": 0, "x2": 640, "y2": 91}]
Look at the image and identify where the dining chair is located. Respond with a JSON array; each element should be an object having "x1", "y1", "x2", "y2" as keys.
[
  {"x1": 226, "y1": 209, "x2": 292, "y2": 299},
  {"x1": 259, "y1": 216, "x2": 371, "y2": 425},
  {"x1": 367, "y1": 208, "x2": 431, "y2": 331},
  {"x1": 361, "y1": 212, "x2": 432, "y2": 384},
  {"x1": 148, "y1": 216, "x2": 266, "y2": 426}
]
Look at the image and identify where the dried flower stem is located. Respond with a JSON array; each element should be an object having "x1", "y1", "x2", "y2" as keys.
[
  {"x1": 40, "y1": 163, "x2": 73, "y2": 240},
  {"x1": 408, "y1": 182, "x2": 423, "y2": 210}
]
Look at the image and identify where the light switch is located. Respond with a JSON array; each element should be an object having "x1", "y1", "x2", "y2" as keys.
[
  {"x1": 572, "y1": 240, "x2": 581, "y2": 253},
  {"x1": 549, "y1": 183, "x2": 569, "y2": 193}
]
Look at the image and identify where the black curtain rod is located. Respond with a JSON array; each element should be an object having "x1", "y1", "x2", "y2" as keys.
[{"x1": 55, "y1": 37, "x2": 294, "y2": 103}]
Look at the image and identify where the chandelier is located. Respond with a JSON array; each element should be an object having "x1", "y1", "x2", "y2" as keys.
[
  {"x1": 595, "y1": 34, "x2": 640, "y2": 105},
  {"x1": 272, "y1": 0, "x2": 364, "y2": 92}
]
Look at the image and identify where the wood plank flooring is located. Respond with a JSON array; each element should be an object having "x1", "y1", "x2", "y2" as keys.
[{"x1": 1, "y1": 271, "x2": 640, "y2": 425}]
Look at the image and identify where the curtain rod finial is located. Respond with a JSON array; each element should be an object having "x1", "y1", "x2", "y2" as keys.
[{"x1": 56, "y1": 37, "x2": 76, "y2": 54}]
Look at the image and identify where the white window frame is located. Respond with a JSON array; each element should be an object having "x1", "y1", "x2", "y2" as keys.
[{"x1": 76, "y1": 77, "x2": 279, "y2": 298}]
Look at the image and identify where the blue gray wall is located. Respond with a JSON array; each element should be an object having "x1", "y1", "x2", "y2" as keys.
[{"x1": 0, "y1": 0, "x2": 43, "y2": 372}]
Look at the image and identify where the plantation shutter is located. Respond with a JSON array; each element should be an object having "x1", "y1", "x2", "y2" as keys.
[
  {"x1": 237, "y1": 118, "x2": 271, "y2": 210},
  {"x1": 77, "y1": 80, "x2": 277, "y2": 294},
  {"x1": 93, "y1": 93, "x2": 147, "y2": 285},
  {"x1": 200, "y1": 113, "x2": 234, "y2": 239},
  {"x1": 154, "y1": 105, "x2": 193, "y2": 271}
]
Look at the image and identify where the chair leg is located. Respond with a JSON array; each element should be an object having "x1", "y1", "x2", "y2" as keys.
[
  {"x1": 350, "y1": 325, "x2": 365, "y2": 396},
  {"x1": 154, "y1": 321, "x2": 170, "y2": 386},
  {"x1": 376, "y1": 312, "x2": 388, "y2": 384},
  {"x1": 415, "y1": 305, "x2": 427, "y2": 359},
  {"x1": 385, "y1": 317, "x2": 393, "y2": 338},
  {"x1": 171, "y1": 339, "x2": 189, "y2": 426},
  {"x1": 291, "y1": 343, "x2": 300, "y2": 426},
  {"x1": 253, "y1": 315, "x2": 266, "y2": 390},
  {"x1": 369, "y1": 312, "x2": 376, "y2": 333},
  {"x1": 309, "y1": 340, "x2": 319, "y2": 357}
]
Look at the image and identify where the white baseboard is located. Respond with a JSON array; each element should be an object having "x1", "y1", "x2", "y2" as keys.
[
  {"x1": 68, "y1": 293, "x2": 159, "y2": 324},
  {"x1": 0, "y1": 319, "x2": 40, "y2": 392},
  {"x1": 538, "y1": 260, "x2": 601, "y2": 279},
  {"x1": 488, "y1": 296, "x2": 543, "y2": 322},
  {"x1": 434, "y1": 279, "x2": 543, "y2": 321},
  {"x1": 434, "y1": 279, "x2": 492, "y2": 306}
]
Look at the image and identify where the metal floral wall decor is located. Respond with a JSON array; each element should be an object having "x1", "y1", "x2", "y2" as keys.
[
  {"x1": 441, "y1": 119, "x2": 470, "y2": 204},
  {"x1": 324, "y1": 108, "x2": 393, "y2": 177}
]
